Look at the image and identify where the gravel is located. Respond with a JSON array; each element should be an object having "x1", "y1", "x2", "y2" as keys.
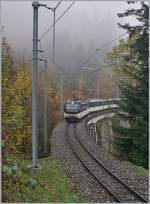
[
  {"x1": 51, "y1": 122, "x2": 117, "y2": 202},
  {"x1": 77, "y1": 119, "x2": 149, "y2": 201},
  {"x1": 51, "y1": 116, "x2": 149, "y2": 202}
]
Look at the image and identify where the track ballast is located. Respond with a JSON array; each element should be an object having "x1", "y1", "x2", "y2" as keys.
[{"x1": 65, "y1": 123, "x2": 148, "y2": 203}]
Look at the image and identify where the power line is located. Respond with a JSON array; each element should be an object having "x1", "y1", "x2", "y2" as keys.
[
  {"x1": 39, "y1": 40, "x2": 44, "y2": 59},
  {"x1": 38, "y1": 40, "x2": 46, "y2": 71},
  {"x1": 55, "y1": 1, "x2": 62, "y2": 9},
  {"x1": 66, "y1": 62, "x2": 118, "y2": 88},
  {"x1": 81, "y1": 62, "x2": 118, "y2": 80},
  {"x1": 38, "y1": 41, "x2": 69, "y2": 76},
  {"x1": 68, "y1": 31, "x2": 128, "y2": 73},
  {"x1": 88, "y1": 63, "x2": 104, "y2": 67},
  {"x1": 38, "y1": 2, "x2": 127, "y2": 96},
  {"x1": 96, "y1": 32, "x2": 127, "y2": 52},
  {"x1": 84, "y1": 63, "x2": 117, "y2": 77},
  {"x1": 51, "y1": 61, "x2": 68, "y2": 75},
  {"x1": 39, "y1": 1, "x2": 75, "y2": 40},
  {"x1": 39, "y1": 1, "x2": 127, "y2": 82},
  {"x1": 79, "y1": 32, "x2": 128, "y2": 69},
  {"x1": 51, "y1": 1, "x2": 62, "y2": 63}
]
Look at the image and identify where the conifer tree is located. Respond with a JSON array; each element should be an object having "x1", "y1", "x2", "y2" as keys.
[{"x1": 109, "y1": 2, "x2": 148, "y2": 168}]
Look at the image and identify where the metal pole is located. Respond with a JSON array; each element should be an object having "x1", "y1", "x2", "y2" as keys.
[
  {"x1": 117, "y1": 86, "x2": 120, "y2": 98},
  {"x1": 32, "y1": 1, "x2": 39, "y2": 167},
  {"x1": 44, "y1": 60, "x2": 48, "y2": 155},
  {"x1": 52, "y1": 9, "x2": 56, "y2": 63},
  {"x1": 94, "y1": 123, "x2": 98, "y2": 144},
  {"x1": 60, "y1": 72, "x2": 63, "y2": 122},
  {"x1": 109, "y1": 119, "x2": 113, "y2": 153},
  {"x1": 78, "y1": 81, "x2": 81, "y2": 99},
  {"x1": 97, "y1": 80, "x2": 100, "y2": 98},
  {"x1": 0, "y1": 3, "x2": 2, "y2": 155}
]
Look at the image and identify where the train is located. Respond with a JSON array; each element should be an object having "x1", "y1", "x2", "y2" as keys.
[{"x1": 64, "y1": 98, "x2": 120, "y2": 122}]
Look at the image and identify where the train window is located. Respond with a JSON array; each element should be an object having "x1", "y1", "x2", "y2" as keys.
[{"x1": 66, "y1": 104, "x2": 79, "y2": 110}]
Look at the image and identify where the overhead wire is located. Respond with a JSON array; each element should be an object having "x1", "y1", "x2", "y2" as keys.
[
  {"x1": 38, "y1": 1, "x2": 128, "y2": 92},
  {"x1": 55, "y1": 1, "x2": 62, "y2": 9},
  {"x1": 39, "y1": 40, "x2": 69, "y2": 76},
  {"x1": 39, "y1": 0, "x2": 126, "y2": 78},
  {"x1": 39, "y1": 40, "x2": 44, "y2": 59},
  {"x1": 65, "y1": 62, "x2": 119, "y2": 88},
  {"x1": 65, "y1": 32, "x2": 128, "y2": 93},
  {"x1": 52, "y1": 1, "x2": 62, "y2": 63},
  {"x1": 68, "y1": 31, "x2": 128, "y2": 74},
  {"x1": 39, "y1": 1, "x2": 75, "y2": 40},
  {"x1": 79, "y1": 32, "x2": 128, "y2": 69},
  {"x1": 38, "y1": 40, "x2": 49, "y2": 74},
  {"x1": 37, "y1": 1, "x2": 75, "y2": 77},
  {"x1": 53, "y1": 30, "x2": 127, "y2": 86},
  {"x1": 51, "y1": 61, "x2": 69, "y2": 75}
]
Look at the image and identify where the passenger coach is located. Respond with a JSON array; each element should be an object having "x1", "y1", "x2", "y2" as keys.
[{"x1": 64, "y1": 98, "x2": 120, "y2": 122}]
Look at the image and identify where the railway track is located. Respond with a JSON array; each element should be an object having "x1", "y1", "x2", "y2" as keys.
[{"x1": 65, "y1": 123, "x2": 148, "y2": 203}]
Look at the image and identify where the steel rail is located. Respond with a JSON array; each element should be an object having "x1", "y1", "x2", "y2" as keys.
[
  {"x1": 65, "y1": 123, "x2": 121, "y2": 202},
  {"x1": 73, "y1": 123, "x2": 148, "y2": 203}
]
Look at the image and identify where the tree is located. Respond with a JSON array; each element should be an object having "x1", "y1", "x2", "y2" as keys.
[
  {"x1": 2, "y1": 38, "x2": 25, "y2": 154},
  {"x1": 98, "y1": 70, "x2": 117, "y2": 98},
  {"x1": 13, "y1": 60, "x2": 32, "y2": 157},
  {"x1": 107, "y1": 2, "x2": 148, "y2": 168}
]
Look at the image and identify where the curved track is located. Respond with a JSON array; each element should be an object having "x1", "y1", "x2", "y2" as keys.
[{"x1": 65, "y1": 123, "x2": 148, "y2": 203}]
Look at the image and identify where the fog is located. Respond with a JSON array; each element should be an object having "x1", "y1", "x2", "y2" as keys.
[{"x1": 2, "y1": 1, "x2": 141, "y2": 74}]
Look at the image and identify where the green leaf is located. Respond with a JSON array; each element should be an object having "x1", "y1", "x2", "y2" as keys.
[
  {"x1": 2, "y1": 165, "x2": 9, "y2": 174},
  {"x1": 1, "y1": 139, "x2": 5, "y2": 147},
  {"x1": 12, "y1": 165, "x2": 18, "y2": 174},
  {"x1": 6, "y1": 168, "x2": 13, "y2": 177},
  {"x1": 27, "y1": 178, "x2": 37, "y2": 189},
  {"x1": 25, "y1": 164, "x2": 32, "y2": 172}
]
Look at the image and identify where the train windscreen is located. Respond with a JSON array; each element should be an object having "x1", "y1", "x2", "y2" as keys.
[{"x1": 65, "y1": 103, "x2": 80, "y2": 113}]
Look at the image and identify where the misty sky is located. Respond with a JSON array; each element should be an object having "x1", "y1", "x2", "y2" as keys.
[{"x1": 1, "y1": 1, "x2": 142, "y2": 73}]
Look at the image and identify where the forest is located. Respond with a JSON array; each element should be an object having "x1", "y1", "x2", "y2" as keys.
[
  {"x1": 107, "y1": 1, "x2": 148, "y2": 168},
  {"x1": 2, "y1": 1, "x2": 148, "y2": 202}
]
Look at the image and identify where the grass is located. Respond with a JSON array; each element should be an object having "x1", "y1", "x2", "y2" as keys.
[
  {"x1": 3, "y1": 155, "x2": 86, "y2": 203},
  {"x1": 123, "y1": 161, "x2": 148, "y2": 177}
]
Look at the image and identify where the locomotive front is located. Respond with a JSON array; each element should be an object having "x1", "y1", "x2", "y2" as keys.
[{"x1": 64, "y1": 100, "x2": 81, "y2": 122}]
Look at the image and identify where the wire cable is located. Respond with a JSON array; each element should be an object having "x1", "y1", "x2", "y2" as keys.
[
  {"x1": 39, "y1": 40, "x2": 70, "y2": 76},
  {"x1": 55, "y1": 1, "x2": 62, "y2": 9},
  {"x1": 79, "y1": 32, "x2": 127, "y2": 68},
  {"x1": 66, "y1": 62, "x2": 118, "y2": 88},
  {"x1": 38, "y1": 2, "x2": 127, "y2": 90},
  {"x1": 39, "y1": 40, "x2": 44, "y2": 59},
  {"x1": 39, "y1": 1, "x2": 75, "y2": 40},
  {"x1": 38, "y1": 40, "x2": 47, "y2": 72},
  {"x1": 67, "y1": 31, "x2": 128, "y2": 74}
]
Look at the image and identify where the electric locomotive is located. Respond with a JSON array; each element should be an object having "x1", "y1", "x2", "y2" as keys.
[
  {"x1": 64, "y1": 100, "x2": 81, "y2": 122},
  {"x1": 64, "y1": 100, "x2": 89, "y2": 122},
  {"x1": 64, "y1": 98, "x2": 120, "y2": 122}
]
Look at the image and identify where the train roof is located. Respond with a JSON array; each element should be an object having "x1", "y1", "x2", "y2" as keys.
[
  {"x1": 89, "y1": 98, "x2": 121, "y2": 102},
  {"x1": 89, "y1": 99, "x2": 107, "y2": 102},
  {"x1": 65, "y1": 100, "x2": 80, "y2": 104}
]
